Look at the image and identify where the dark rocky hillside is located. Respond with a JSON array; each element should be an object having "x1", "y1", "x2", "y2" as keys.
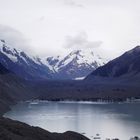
[
  {"x1": 86, "y1": 46, "x2": 140, "y2": 79},
  {"x1": 0, "y1": 63, "x2": 35, "y2": 115},
  {"x1": 0, "y1": 63, "x2": 10, "y2": 74},
  {"x1": 0, "y1": 117, "x2": 89, "y2": 140}
]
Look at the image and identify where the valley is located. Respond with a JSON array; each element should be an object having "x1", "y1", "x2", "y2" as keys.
[
  {"x1": 0, "y1": 40, "x2": 140, "y2": 140},
  {"x1": 1, "y1": 1, "x2": 140, "y2": 139}
]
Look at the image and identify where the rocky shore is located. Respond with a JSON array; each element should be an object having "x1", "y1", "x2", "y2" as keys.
[{"x1": 0, "y1": 117, "x2": 90, "y2": 140}]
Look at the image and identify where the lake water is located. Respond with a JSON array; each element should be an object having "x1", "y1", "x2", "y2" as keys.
[{"x1": 4, "y1": 101, "x2": 140, "y2": 140}]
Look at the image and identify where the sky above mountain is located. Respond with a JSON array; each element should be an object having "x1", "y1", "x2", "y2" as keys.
[{"x1": 0, "y1": 0, "x2": 140, "y2": 59}]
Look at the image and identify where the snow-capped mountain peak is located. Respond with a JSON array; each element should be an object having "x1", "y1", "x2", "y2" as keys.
[
  {"x1": 41, "y1": 49, "x2": 107, "y2": 79},
  {"x1": 0, "y1": 39, "x2": 19, "y2": 62},
  {"x1": 0, "y1": 39, "x2": 40, "y2": 65},
  {"x1": 58, "y1": 49, "x2": 106, "y2": 68},
  {"x1": 0, "y1": 39, "x2": 52, "y2": 80}
]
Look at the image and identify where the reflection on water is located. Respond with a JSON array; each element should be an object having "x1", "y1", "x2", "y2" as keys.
[{"x1": 4, "y1": 101, "x2": 140, "y2": 140}]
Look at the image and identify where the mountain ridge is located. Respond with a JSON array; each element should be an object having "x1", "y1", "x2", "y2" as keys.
[
  {"x1": 86, "y1": 45, "x2": 140, "y2": 80},
  {"x1": 0, "y1": 39, "x2": 54, "y2": 80},
  {"x1": 42, "y1": 49, "x2": 107, "y2": 79},
  {"x1": 0, "y1": 39, "x2": 107, "y2": 80}
]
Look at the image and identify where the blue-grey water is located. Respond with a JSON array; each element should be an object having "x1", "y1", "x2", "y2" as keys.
[{"x1": 4, "y1": 101, "x2": 140, "y2": 140}]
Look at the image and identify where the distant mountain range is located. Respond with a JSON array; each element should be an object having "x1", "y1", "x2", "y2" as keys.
[
  {"x1": 2, "y1": 38, "x2": 140, "y2": 81},
  {"x1": 43, "y1": 49, "x2": 106, "y2": 79},
  {"x1": 0, "y1": 39, "x2": 107, "y2": 80},
  {"x1": 86, "y1": 46, "x2": 140, "y2": 80}
]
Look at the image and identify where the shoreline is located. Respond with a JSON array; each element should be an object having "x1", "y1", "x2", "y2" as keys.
[
  {"x1": 28, "y1": 97, "x2": 140, "y2": 104},
  {"x1": 0, "y1": 117, "x2": 90, "y2": 140},
  {"x1": 0, "y1": 101, "x2": 91, "y2": 140},
  {"x1": 3, "y1": 100, "x2": 140, "y2": 140}
]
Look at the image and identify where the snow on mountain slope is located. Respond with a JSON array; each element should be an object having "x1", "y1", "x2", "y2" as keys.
[
  {"x1": 0, "y1": 39, "x2": 52, "y2": 80},
  {"x1": 0, "y1": 40, "x2": 18, "y2": 63},
  {"x1": 41, "y1": 56, "x2": 62, "y2": 72},
  {"x1": 42, "y1": 49, "x2": 107, "y2": 79},
  {"x1": 58, "y1": 50, "x2": 105, "y2": 69}
]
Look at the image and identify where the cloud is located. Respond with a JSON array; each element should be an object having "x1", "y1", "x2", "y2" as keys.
[
  {"x1": 38, "y1": 16, "x2": 45, "y2": 22},
  {"x1": 0, "y1": 24, "x2": 32, "y2": 53},
  {"x1": 64, "y1": 32, "x2": 103, "y2": 50},
  {"x1": 64, "y1": 0, "x2": 84, "y2": 8}
]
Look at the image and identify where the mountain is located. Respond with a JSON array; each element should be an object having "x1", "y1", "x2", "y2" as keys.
[
  {"x1": 0, "y1": 39, "x2": 52, "y2": 80},
  {"x1": 0, "y1": 39, "x2": 106, "y2": 80},
  {"x1": 0, "y1": 62, "x2": 35, "y2": 115},
  {"x1": 86, "y1": 46, "x2": 140, "y2": 80},
  {"x1": 0, "y1": 62, "x2": 10, "y2": 74},
  {"x1": 43, "y1": 50, "x2": 107, "y2": 79}
]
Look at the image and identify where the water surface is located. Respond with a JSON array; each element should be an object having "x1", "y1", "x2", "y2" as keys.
[{"x1": 4, "y1": 101, "x2": 140, "y2": 140}]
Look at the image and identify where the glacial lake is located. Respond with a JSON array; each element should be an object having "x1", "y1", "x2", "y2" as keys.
[{"x1": 4, "y1": 101, "x2": 140, "y2": 140}]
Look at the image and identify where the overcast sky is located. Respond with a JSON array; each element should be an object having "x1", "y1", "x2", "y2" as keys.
[{"x1": 0, "y1": 0, "x2": 140, "y2": 59}]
